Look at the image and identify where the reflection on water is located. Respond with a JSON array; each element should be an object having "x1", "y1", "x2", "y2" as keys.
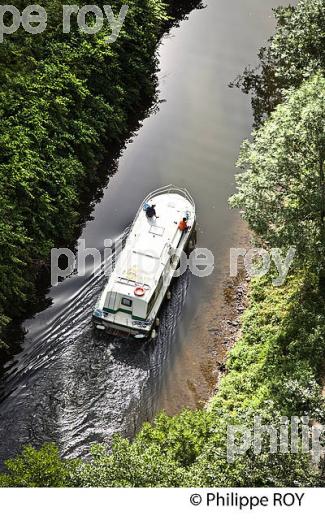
[{"x1": 0, "y1": 0, "x2": 295, "y2": 463}]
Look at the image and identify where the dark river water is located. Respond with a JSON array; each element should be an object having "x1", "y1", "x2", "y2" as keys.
[{"x1": 0, "y1": 0, "x2": 294, "y2": 462}]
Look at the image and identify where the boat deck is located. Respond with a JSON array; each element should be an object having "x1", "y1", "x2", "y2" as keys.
[{"x1": 110, "y1": 192, "x2": 194, "y2": 301}]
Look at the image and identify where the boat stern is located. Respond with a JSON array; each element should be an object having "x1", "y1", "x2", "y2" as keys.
[{"x1": 92, "y1": 309, "x2": 152, "y2": 339}]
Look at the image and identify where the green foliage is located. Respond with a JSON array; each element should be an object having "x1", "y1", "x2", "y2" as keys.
[
  {"x1": 70, "y1": 410, "x2": 210, "y2": 486},
  {"x1": 232, "y1": 0, "x2": 325, "y2": 127},
  {"x1": 0, "y1": 444, "x2": 79, "y2": 487},
  {"x1": 230, "y1": 74, "x2": 325, "y2": 273},
  {"x1": 71, "y1": 439, "x2": 187, "y2": 487},
  {"x1": 212, "y1": 274, "x2": 325, "y2": 418},
  {"x1": 189, "y1": 408, "x2": 319, "y2": 487}
]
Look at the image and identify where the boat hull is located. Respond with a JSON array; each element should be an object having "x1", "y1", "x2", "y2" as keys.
[{"x1": 92, "y1": 186, "x2": 196, "y2": 340}]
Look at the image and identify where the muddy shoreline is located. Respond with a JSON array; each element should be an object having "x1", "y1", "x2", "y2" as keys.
[
  {"x1": 158, "y1": 220, "x2": 252, "y2": 415},
  {"x1": 208, "y1": 267, "x2": 250, "y2": 394},
  {"x1": 206, "y1": 225, "x2": 251, "y2": 399},
  {"x1": 203, "y1": 229, "x2": 251, "y2": 403}
]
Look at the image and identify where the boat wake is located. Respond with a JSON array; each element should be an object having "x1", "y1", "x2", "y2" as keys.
[{"x1": 0, "y1": 229, "x2": 192, "y2": 464}]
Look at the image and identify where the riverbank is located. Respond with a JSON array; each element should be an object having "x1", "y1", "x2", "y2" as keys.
[
  {"x1": 202, "y1": 222, "x2": 251, "y2": 399},
  {"x1": 73, "y1": 272, "x2": 324, "y2": 487},
  {"x1": 157, "y1": 218, "x2": 251, "y2": 415},
  {"x1": 208, "y1": 266, "x2": 250, "y2": 392},
  {"x1": 0, "y1": 0, "x2": 203, "y2": 366}
]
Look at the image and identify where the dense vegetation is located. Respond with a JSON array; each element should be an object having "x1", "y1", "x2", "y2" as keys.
[
  {"x1": 230, "y1": 74, "x2": 325, "y2": 277},
  {"x1": 231, "y1": 0, "x2": 325, "y2": 127},
  {"x1": 0, "y1": 0, "x2": 324, "y2": 487},
  {"x1": 0, "y1": 0, "x2": 203, "y2": 360}
]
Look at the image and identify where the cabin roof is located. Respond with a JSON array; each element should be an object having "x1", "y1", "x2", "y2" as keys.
[
  {"x1": 101, "y1": 192, "x2": 195, "y2": 304},
  {"x1": 132, "y1": 232, "x2": 166, "y2": 259}
]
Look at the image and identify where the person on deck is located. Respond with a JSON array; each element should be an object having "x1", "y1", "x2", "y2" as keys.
[
  {"x1": 146, "y1": 204, "x2": 157, "y2": 218},
  {"x1": 178, "y1": 217, "x2": 190, "y2": 233}
]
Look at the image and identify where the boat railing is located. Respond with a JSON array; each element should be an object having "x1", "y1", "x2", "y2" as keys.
[
  {"x1": 146, "y1": 185, "x2": 195, "y2": 210},
  {"x1": 131, "y1": 185, "x2": 195, "y2": 232}
]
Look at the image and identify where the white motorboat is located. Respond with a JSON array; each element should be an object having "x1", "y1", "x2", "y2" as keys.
[{"x1": 92, "y1": 185, "x2": 196, "y2": 339}]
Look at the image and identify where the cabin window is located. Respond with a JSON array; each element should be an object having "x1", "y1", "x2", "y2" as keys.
[{"x1": 121, "y1": 297, "x2": 132, "y2": 308}]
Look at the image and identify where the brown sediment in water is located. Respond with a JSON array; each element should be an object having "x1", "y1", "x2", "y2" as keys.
[
  {"x1": 190, "y1": 224, "x2": 252, "y2": 407},
  {"x1": 159, "y1": 218, "x2": 252, "y2": 415},
  {"x1": 207, "y1": 267, "x2": 250, "y2": 394}
]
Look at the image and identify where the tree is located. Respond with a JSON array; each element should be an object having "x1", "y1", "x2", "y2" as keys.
[
  {"x1": 0, "y1": 444, "x2": 78, "y2": 487},
  {"x1": 232, "y1": 0, "x2": 325, "y2": 127},
  {"x1": 230, "y1": 74, "x2": 325, "y2": 279}
]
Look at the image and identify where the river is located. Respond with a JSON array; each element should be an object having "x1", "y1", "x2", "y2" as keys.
[{"x1": 0, "y1": 0, "x2": 294, "y2": 463}]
